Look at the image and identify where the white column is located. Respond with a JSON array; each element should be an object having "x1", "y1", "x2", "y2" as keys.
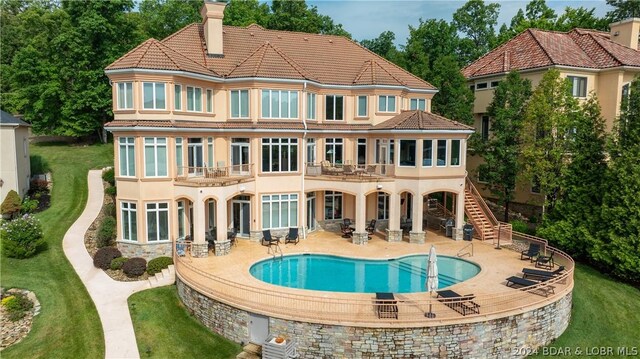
[
  {"x1": 412, "y1": 193, "x2": 424, "y2": 232},
  {"x1": 355, "y1": 193, "x2": 366, "y2": 233},
  {"x1": 388, "y1": 192, "x2": 400, "y2": 230},
  {"x1": 216, "y1": 198, "x2": 228, "y2": 241},
  {"x1": 456, "y1": 191, "x2": 465, "y2": 240}
]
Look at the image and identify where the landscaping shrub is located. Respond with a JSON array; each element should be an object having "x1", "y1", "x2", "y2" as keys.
[
  {"x1": 30, "y1": 154, "x2": 51, "y2": 174},
  {"x1": 510, "y1": 219, "x2": 530, "y2": 234},
  {"x1": 29, "y1": 178, "x2": 49, "y2": 193},
  {"x1": 102, "y1": 168, "x2": 115, "y2": 186},
  {"x1": 21, "y1": 196, "x2": 39, "y2": 214},
  {"x1": 110, "y1": 256, "x2": 128, "y2": 270},
  {"x1": 147, "y1": 256, "x2": 173, "y2": 275},
  {"x1": 1, "y1": 214, "x2": 45, "y2": 258},
  {"x1": 1, "y1": 292, "x2": 34, "y2": 321},
  {"x1": 1, "y1": 190, "x2": 22, "y2": 217},
  {"x1": 103, "y1": 203, "x2": 116, "y2": 218},
  {"x1": 104, "y1": 186, "x2": 117, "y2": 197},
  {"x1": 122, "y1": 257, "x2": 147, "y2": 278},
  {"x1": 96, "y1": 217, "x2": 116, "y2": 248},
  {"x1": 93, "y1": 247, "x2": 122, "y2": 270}
]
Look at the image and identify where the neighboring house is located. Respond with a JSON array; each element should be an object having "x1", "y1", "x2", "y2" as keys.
[
  {"x1": 0, "y1": 110, "x2": 31, "y2": 204},
  {"x1": 104, "y1": 1, "x2": 480, "y2": 259},
  {"x1": 462, "y1": 18, "x2": 640, "y2": 208}
]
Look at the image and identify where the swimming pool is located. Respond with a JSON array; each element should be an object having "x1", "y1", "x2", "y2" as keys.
[{"x1": 250, "y1": 254, "x2": 480, "y2": 293}]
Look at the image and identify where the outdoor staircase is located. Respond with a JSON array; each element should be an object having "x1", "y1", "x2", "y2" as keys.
[
  {"x1": 147, "y1": 264, "x2": 176, "y2": 288},
  {"x1": 464, "y1": 178, "x2": 512, "y2": 243},
  {"x1": 236, "y1": 343, "x2": 262, "y2": 359}
]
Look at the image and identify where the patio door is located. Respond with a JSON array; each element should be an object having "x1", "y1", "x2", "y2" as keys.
[
  {"x1": 231, "y1": 138, "x2": 250, "y2": 175},
  {"x1": 379, "y1": 142, "x2": 388, "y2": 175},
  {"x1": 306, "y1": 192, "x2": 316, "y2": 231},
  {"x1": 232, "y1": 197, "x2": 250, "y2": 237},
  {"x1": 188, "y1": 138, "x2": 203, "y2": 175}
]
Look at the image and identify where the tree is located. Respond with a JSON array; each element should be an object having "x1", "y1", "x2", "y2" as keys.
[
  {"x1": 359, "y1": 31, "x2": 403, "y2": 64},
  {"x1": 404, "y1": 19, "x2": 459, "y2": 80},
  {"x1": 555, "y1": 6, "x2": 609, "y2": 31},
  {"x1": 138, "y1": 0, "x2": 201, "y2": 40},
  {"x1": 519, "y1": 69, "x2": 579, "y2": 214},
  {"x1": 268, "y1": 0, "x2": 350, "y2": 37},
  {"x1": 605, "y1": 0, "x2": 640, "y2": 22},
  {"x1": 223, "y1": 0, "x2": 270, "y2": 27},
  {"x1": 475, "y1": 72, "x2": 532, "y2": 222},
  {"x1": 496, "y1": 0, "x2": 557, "y2": 44},
  {"x1": 452, "y1": 0, "x2": 500, "y2": 64},
  {"x1": 430, "y1": 56, "x2": 474, "y2": 125}
]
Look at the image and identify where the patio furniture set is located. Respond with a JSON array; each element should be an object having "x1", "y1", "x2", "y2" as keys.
[
  {"x1": 340, "y1": 218, "x2": 376, "y2": 239},
  {"x1": 320, "y1": 161, "x2": 377, "y2": 177},
  {"x1": 504, "y1": 243, "x2": 565, "y2": 297}
]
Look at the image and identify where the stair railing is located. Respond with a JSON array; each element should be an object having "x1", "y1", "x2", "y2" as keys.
[{"x1": 456, "y1": 242, "x2": 473, "y2": 257}]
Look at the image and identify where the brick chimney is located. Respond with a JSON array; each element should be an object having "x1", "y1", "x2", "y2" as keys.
[
  {"x1": 200, "y1": 0, "x2": 227, "y2": 56},
  {"x1": 609, "y1": 18, "x2": 640, "y2": 50}
]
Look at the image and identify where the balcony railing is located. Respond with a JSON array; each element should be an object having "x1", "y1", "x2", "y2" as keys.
[
  {"x1": 305, "y1": 162, "x2": 395, "y2": 179},
  {"x1": 175, "y1": 164, "x2": 254, "y2": 186}
]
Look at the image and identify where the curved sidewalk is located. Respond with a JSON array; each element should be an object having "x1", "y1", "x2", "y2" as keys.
[{"x1": 63, "y1": 170, "x2": 150, "y2": 359}]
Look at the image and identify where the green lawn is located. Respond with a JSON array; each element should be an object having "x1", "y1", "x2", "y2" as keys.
[
  {"x1": 1, "y1": 142, "x2": 112, "y2": 359},
  {"x1": 128, "y1": 286, "x2": 241, "y2": 358}
]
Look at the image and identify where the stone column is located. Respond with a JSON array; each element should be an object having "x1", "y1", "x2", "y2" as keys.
[
  {"x1": 215, "y1": 198, "x2": 231, "y2": 255},
  {"x1": 352, "y1": 193, "x2": 368, "y2": 245},
  {"x1": 454, "y1": 191, "x2": 465, "y2": 241},
  {"x1": 410, "y1": 193, "x2": 425, "y2": 244},
  {"x1": 386, "y1": 192, "x2": 402, "y2": 242},
  {"x1": 191, "y1": 196, "x2": 208, "y2": 258}
]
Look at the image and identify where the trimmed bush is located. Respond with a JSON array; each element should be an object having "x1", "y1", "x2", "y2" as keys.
[
  {"x1": 104, "y1": 186, "x2": 117, "y2": 197},
  {"x1": 102, "y1": 168, "x2": 115, "y2": 186},
  {"x1": 96, "y1": 217, "x2": 116, "y2": 248},
  {"x1": 21, "y1": 196, "x2": 39, "y2": 214},
  {"x1": 147, "y1": 256, "x2": 173, "y2": 275},
  {"x1": 103, "y1": 203, "x2": 116, "y2": 218},
  {"x1": 1, "y1": 214, "x2": 45, "y2": 258},
  {"x1": 1, "y1": 292, "x2": 34, "y2": 321},
  {"x1": 93, "y1": 247, "x2": 122, "y2": 270},
  {"x1": 1, "y1": 190, "x2": 22, "y2": 216},
  {"x1": 510, "y1": 219, "x2": 529, "y2": 234},
  {"x1": 110, "y1": 256, "x2": 128, "y2": 270},
  {"x1": 122, "y1": 257, "x2": 147, "y2": 278}
]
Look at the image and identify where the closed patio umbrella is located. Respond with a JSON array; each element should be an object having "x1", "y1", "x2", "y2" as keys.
[{"x1": 425, "y1": 245, "x2": 438, "y2": 318}]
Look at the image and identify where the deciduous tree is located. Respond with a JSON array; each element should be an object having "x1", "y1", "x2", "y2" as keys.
[
  {"x1": 138, "y1": 0, "x2": 202, "y2": 40},
  {"x1": 452, "y1": 0, "x2": 500, "y2": 64}
]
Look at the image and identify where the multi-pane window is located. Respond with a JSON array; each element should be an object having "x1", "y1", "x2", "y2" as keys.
[
  {"x1": 206, "y1": 89, "x2": 213, "y2": 113},
  {"x1": 490, "y1": 81, "x2": 500, "y2": 88},
  {"x1": 261, "y1": 138, "x2": 298, "y2": 172},
  {"x1": 450, "y1": 140, "x2": 461, "y2": 166},
  {"x1": 568, "y1": 76, "x2": 587, "y2": 97},
  {"x1": 306, "y1": 138, "x2": 316, "y2": 164},
  {"x1": 117, "y1": 82, "x2": 133, "y2": 110},
  {"x1": 410, "y1": 98, "x2": 426, "y2": 111},
  {"x1": 325, "y1": 138, "x2": 343, "y2": 164},
  {"x1": 436, "y1": 139, "x2": 447, "y2": 167},
  {"x1": 175, "y1": 138, "x2": 183, "y2": 176},
  {"x1": 307, "y1": 93, "x2": 316, "y2": 120},
  {"x1": 377, "y1": 192, "x2": 389, "y2": 220},
  {"x1": 174, "y1": 85, "x2": 182, "y2": 111},
  {"x1": 187, "y1": 86, "x2": 202, "y2": 112},
  {"x1": 621, "y1": 83, "x2": 630, "y2": 111},
  {"x1": 120, "y1": 202, "x2": 137, "y2": 241},
  {"x1": 146, "y1": 202, "x2": 169, "y2": 242},
  {"x1": 357, "y1": 95, "x2": 368, "y2": 117},
  {"x1": 261, "y1": 194, "x2": 298, "y2": 229},
  {"x1": 399, "y1": 140, "x2": 416, "y2": 166},
  {"x1": 357, "y1": 138, "x2": 367, "y2": 165},
  {"x1": 119, "y1": 137, "x2": 135, "y2": 177},
  {"x1": 262, "y1": 90, "x2": 298, "y2": 119},
  {"x1": 207, "y1": 137, "x2": 214, "y2": 167},
  {"x1": 476, "y1": 82, "x2": 488, "y2": 90},
  {"x1": 230, "y1": 90, "x2": 249, "y2": 118},
  {"x1": 324, "y1": 191, "x2": 342, "y2": 220},
  {"x1": 144, "y1": 137, "x2": 168, "y2": 177},
  {"x1": 422, "y1": 140, "x2": 433, "y2": 167},
  {"x1": 143, "y1": 82, "x2": 166, "y2": 109},
  {"x1": 481, "y1": 115, "x2": 490, "y2": 141},
  {"x1": 378, "y1": 95, "x2": 396, "y2": 112},
  {"x1": 177, "y1": 200, "x2": 185, "y2": 239},
  {"x1": 325, "y1": 95, "x2": 344, "y2": 120}
]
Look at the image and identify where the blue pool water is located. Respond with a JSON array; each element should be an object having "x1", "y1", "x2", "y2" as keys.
[{"x1": 250, "y1": 254, "x2": 480, "y2": 293}]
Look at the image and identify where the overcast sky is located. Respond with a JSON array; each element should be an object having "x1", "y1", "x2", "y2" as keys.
[{"x1": 307, "y1": 0, "x2": 612, "y2": 45}]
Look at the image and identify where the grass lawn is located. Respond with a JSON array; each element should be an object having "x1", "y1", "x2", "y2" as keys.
[
  {"x1": 532, "y1": 263, "x2": 640, "y2": 358},
  {"x1": 128, "y1": 286, "x2": 242, "y2": 358},
  {"x1": 1, "y1": 142, "x2": 112, "y2": 358}
]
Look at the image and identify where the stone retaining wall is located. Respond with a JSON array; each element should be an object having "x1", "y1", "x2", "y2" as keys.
[
  {"x1": 177, "y1": 278, "x2": 572, "y2": 358},
  {"x1": 117, "y1": 240, "x2": 172, "y2": 260}
]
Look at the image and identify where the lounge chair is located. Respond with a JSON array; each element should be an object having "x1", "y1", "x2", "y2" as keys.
[
  {"x1": 340, "y1": 223, "x2": 353, "y2": 238},
  {"x1": 285, "y1": 227, "x2": 299, "y2": 245},
  {"x1": 535, "y1": 252, "x2": 555, "y2": 270},
  {"x1": 520, "y1": 243, "x2": 541, "y2": 262},
  {"x1": 522, "y1": 265, "x2": 565, "y2": 280},
  {"x1": 505, "y1": 276, "x2": 555, "y2": 296},
  {"x1": 366, "y1": 219, "x2": 377, "y2": 235},
  {"x1": 436, "y1": 290, "x2": 480, "y2": 316},
  {"x1": 374, "y1": 292, "x2": 398, "y2": 319},
  {"x1": 321, "y1": 160, "x2": 343, "y2": 175},
  {"x1": 261, "y1": 229, "x2": 280, "y2": 246}
]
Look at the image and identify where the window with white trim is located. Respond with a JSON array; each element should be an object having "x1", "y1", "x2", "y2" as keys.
[
  {"x1": 399, "y1": 140, "x2": 416, "y2": 167},
  {"x1": 174, "y1": 84, "x2": 182, "y2": 111},
  {"x1": 377, "y1": 192, "x2": 389, "y2": 220},
  {"x1": 261, "y1": 138, "x2": 298, "y2": 172},
  {"x1": 121, "y1": 202, "x2": 137, "y2": 241},
  {"x1": 175, "y1": 137, "x2": 183, "y2": 176},
  {"x1": 307, "y1": 93, "x2": 316, "y2": 120},
  {"x1": 436, "y1": 139, "x2": 447, "y2": 167},
  {"x1": 325, "y1": 95, "x2": 344, "y2": 120},
  {"x1": 119, "y1": 137, "x2": 135, "y2": 177},
  {"x1": 117, "y1": 82, "x2": 133, "y2": 110},
  {"x1": 262, "y1": 89, "x2": 298, "y2": 119},
  {"x1": 325, "y1": 138, "x2": 343, "y2": 164},
  {"x1": 410, "y1": 98, "x2": 426, "y2": 111},
  {"x1": 187, "y1": 86, "x2": 202, "y2": 112},
  {"x1": 422, "y1": 139, "x2": 433, "y2": 167},
  {"x1": 207, "y1": 137, "x2": 214, "y2": 167},
  {"x1": 261, "y1": 194, "x2": 298, "y2": 229},
  {"x1": 450, "y1": 139, "x2": 461, "y2": 166},
  {"x1": 357, "y1": 138, "x2": 367, "y2": 165},
  {"x1": 206, "y1": 89, "x2": 213, "y2": 113},
  {"x1": 144, "y1": 137, "x2": 168, "y2": 177},
  {"x1": 306, "y1": 138, "x2": 316, "y2": 164},
  {"x1": 481, "y1": 115, "x2": 490, "y2": 141},
  {"x1": 230, "y1": 89, "x2": 249, "y2": 118},
  {"x1": 143, "y1": 82, "x2": 166, "y2": 109},
  {"x1": 568, "y1": 76, "x2": 587, "y2": 97},
  {"x1": 490, "y1": 81, "x2": 500, "y2": 88},
  {"x1": 146, "y1": 202, "x2": 169, "y2": 242},
  {"x1": 476, "y1": 82, "x2": 488, "y2": 90},
  {"x1": 357, "y1": 95, "x2": 368, "y2": 117},
  {"x1": 177, "y1": 200, "x2": 185, "y2": 239},
  {"x1": 378, "y1": 95, "x2": 396, "y2": 112},
  {"x1": 324, "y1": 191, "x2": 342, "y2": 220},
  {"x1": 621, "y1": 83, "x2": 630, "y2": 111}
]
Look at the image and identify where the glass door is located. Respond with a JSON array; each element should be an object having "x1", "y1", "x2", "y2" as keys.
[
  {"x1": 306, "y1": 192, "x2": 316, "y2": 231},
  {"x1": 188, "y1": 138, "x2": 203, "y2": 175},
  {"x1": 232, "y1": 198, "x2": 251, "y2": 237},
  {"x1": 231, "y1": 139, "x2": 250, "y2": 175}
]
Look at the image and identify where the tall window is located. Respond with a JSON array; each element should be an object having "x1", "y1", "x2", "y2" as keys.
[
  {"x1": 357, "y1": 95, "x2": 368, "y2": 117},
  {"x1": 306, "y1": 138, "x2": 316, "y2": 164},
  {"x1": 307, "y1": 93, "x2": 316, "y2": 120},
  {"x1": 422, "y1": 140, "x2": 433, "y2": 167},
  {"x1": 325, "y1": 138, "x2": 343, "y2": 164},
  {"x1": 143, "y1": 82, "x2": 166, "y2": 109},
  {"x1": 177, "y1": 200, "x2": 185, "y2": 239},
  {"x1": 146, "y1": 203, "x2": 169, "y2": 241},
  {"x1": 436, "y1": 139, "x2": 447, "y2": 167},
  {"x1": 377, "y1": 192, "x2": 389, "y2": 220},
  {"x1": 262, "y1": 138, "x2": 298, "y2": 172},
  {"x1": 399, "y1": 140, "x2": 416, "y2": 166},
  {"x1": 117, "y1": 82, "x2": 133, "y2": 110},
  {"x1": 174, "y1": 84, "x2": 182, "y2": 111},
  {"x1": 206, "y1": 89, "x2": 213, "y2": 113},
  {"x1": 325, "y1": 95, "x2": 344, "y2": 120},
  {"x1": 119, "y1": 137, "x2": 135, "y2": 177},
  {"x1": 144, "y1": 137, "x2": 168, "y2": 177},
  {"x1": 187, "y1": 86, "x2": 202, "y2": 112},
  {"x1": 230, "y1": 90, "x2": 249, "y2": 118},
  {"x1": 410, "y1": 98, "x2": 426, "y2": 111},
  {"x1": 621, "y1": 83, "x2": 630, "y2": 111},
  {"x1": 568, "y1": 76, "x2": 587, "y2": 97},
  {"x1": 450, "y1": 139, "x2": 461, "y2": 166},
  {"x1": 357, "y1": 138, "x2": 367, "y2": 165},
  {"x1": 378, "y1": 95, "x2": 396, "y2": 112},
  {"x1": 262, "y1": 194, "x2": 298, "y2": 229},
  {"x1": 207, "y1": 137, "x2": 214, "y2": 167},
  {"x1": 262, "y1": 89, "x2": 298, "y2": 119},
  {"x1": 324, "y1": 191, "x2": 342, "y2": 220},
  {"x1": 175, "y1": 138, "x2": 183, "y2": 176},
  {"x1": 481, "y1": 115, "x2": 490, "y2": 141},
  {"x1": 121, "y1": 202, "x2": 137, "y2": 241}
]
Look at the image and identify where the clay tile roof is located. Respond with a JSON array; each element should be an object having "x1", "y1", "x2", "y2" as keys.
[
  {"x1": 462, "y1": 27, "x2": 640, "y2": 79},
  {"x1": 106, "y1": 38, "x2": 217, "y2": 76},
  {"x1": 227, "y1": 41, "x2": 317, "y2": 81},
  {"x1": 353, "y1": 60, "x2": 407, "y2": 86},
  {"x1": 373, "y1": 110, "x2": 474, "y2": 131},
  {"x1": 104, "y1": 119, "x2": 377, "y2": 131}
]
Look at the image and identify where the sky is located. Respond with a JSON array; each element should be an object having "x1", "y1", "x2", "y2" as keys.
[{"x1": 306, "y1": 0, "x2": 612, "y2": 45}]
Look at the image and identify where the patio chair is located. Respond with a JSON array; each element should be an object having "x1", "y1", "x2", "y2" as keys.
[
  {"x1": 206, "y1": 227, "x2": 216, "y2": 252},
  {"x1": 285, "y1": 227, "x2": 299, "y2": 245},
  {"x1": 505, "y1": 276, "x2": 555, "y2": 297},
  {"x1": 374, "y1": 292, "x2": 398, "y2": 319},
  {"x1": 261, "y1": 229, "x2": 281, "y2": 246},
  {"x1": 436, "y1": 290, "x2": 480, "y2": 316},
  {"x1": 522, "y1": 265, "x2": 565, "y2": 280},
  {"x1": 343, "y1": 218, "x2": 352, "y2": 227},
  {"x1": 176, "y1": 240, "x2": 186, "y2": 257},
  {"x1": 365, "y1": 164, "x2": 377, "y2": 176},
  {"x1": 321, "y1": 160, "x2": 343, "y2": 175},
  {"x1": 343, "y1": 164, "x2": 356, "y2": 176},
  {"x1": 520, "y1": 243, "x2": 541, "y2": 262},
  {"x1": 340, "y1": 223, "x2": 353, "y2": 238},
  {"x1": 535, "y1": 252, "x2": 555, "y2": 270},
  {"x1": 227, "y1": 228, "x2": 237, "y2": 247},
  {"x1": 366, "y1": 219, "x2": 377, "y2": 234}
]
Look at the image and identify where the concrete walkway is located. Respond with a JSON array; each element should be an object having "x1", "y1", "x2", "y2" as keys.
[{"x1": 63, "y1": 170, "x2": 150, "y2": 359}]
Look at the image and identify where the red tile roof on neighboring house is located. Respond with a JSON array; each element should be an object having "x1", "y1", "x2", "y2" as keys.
[
  {"x1": 373, "y1": 110, "x2": 474, "y2": 131},
  {"x1": 462, "y1": 28, "x2": 640, "y2": 79},
  {"x1": 107, "y1": 23, "x2": 435, "y2": 90}
]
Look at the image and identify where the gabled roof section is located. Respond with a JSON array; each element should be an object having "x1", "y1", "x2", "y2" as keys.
[
  {"x1": 0, "y1": 110, "x2": 30, "y2": 126},
  {"x1": 227, "y1": 41, "x2": 317, "y2": 81},
  {"x1": 462, "y1": 27, "x2": 640, "y2": 79},
  {"x1": 353, "y1": 60, "x2": 407, "y2": 86},
  {"x1": 106, "y1": 38, "x2": 217, "y2": 76},
  {"x1": 373, "y1": 110, "x2": 474, "y2": 131}
]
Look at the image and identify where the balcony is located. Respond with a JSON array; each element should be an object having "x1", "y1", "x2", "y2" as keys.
[
  {"x1": 175, "y1": 165, "x2": 255, "y2": 187},
  {"x1": 304, "y1": 162, "x2": 395, "y2": 182}
]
